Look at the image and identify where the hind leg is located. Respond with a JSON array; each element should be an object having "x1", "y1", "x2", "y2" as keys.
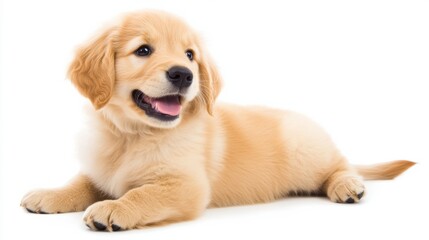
[{"x1": 323, "y1": 166, "x2": 365, "y2": 203}]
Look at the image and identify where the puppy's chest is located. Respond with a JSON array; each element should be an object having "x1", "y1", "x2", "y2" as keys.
[
  {"x1": 84, "y1": 136, "x2": 165, "y2": 198},
  {"x1": 80, "y1": 130, "x2": 205, "y2": 198}
]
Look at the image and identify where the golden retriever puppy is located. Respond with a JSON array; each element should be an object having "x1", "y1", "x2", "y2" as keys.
[{"x1": 21, "y1": 11, "x2": 415, "y2": 231}]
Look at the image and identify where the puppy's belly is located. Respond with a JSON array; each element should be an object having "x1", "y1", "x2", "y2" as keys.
[{"x1": 208, "y1": 106, "x2": 339, "y2": 207}]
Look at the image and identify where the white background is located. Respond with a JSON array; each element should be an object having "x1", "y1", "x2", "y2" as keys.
[{"x1": 1, "y1": 0, "x2": 428, "y2": 239}]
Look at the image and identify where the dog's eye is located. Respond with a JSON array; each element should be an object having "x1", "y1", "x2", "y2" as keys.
[
  {"x1": 185, "y1": 50, "x2": 194, "y2": 61},
  {"x1": 135, "y1": 45, "x2": 153, "y2": 57}
]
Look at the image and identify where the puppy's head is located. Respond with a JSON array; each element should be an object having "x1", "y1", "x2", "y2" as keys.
[{"x1": 68, "y1": 11, "x2": 221, "y2": 129}]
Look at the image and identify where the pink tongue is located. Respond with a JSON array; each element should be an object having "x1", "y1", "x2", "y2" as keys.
[{"x1": 153, "y1": 97, "x2": 181, "y2": 116}]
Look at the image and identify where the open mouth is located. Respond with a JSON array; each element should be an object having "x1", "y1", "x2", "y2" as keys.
[{"x1": 132, "y1": 89, "x2": 182, "y2": 121}]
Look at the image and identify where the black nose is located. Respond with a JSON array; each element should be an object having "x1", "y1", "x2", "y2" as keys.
[{"x1": 166, "y1": 66, "x2": 193, "y2": 88}]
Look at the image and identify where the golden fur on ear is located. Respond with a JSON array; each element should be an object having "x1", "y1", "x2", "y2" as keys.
[
  {"x1": 68, "y1": 27, "x2": 116, "y2": 109},
  {"x1": 198, "y1": 54, "x2": 222, "y2": 115}
]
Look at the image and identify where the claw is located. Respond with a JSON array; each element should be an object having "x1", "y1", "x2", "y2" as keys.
[
  {"x1": 112, "y1": 224, "x2": 121, "y2": 231},
  {"x1": 26, "y1": 208, "x2": 36, "y2": 213},
  {"x1": 93, "y1": 221, "x2": 107, "y2": 231}
]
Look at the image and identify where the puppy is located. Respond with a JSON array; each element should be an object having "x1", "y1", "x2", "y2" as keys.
[{"x1": 21, "y1": 11, "x2": 415, "y2": 231}]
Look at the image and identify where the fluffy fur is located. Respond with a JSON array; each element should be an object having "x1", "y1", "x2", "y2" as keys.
[{"x1": 21, "y1": 11, "x2": 415, "y2": 231}]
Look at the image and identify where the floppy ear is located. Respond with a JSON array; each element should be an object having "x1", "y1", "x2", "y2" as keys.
[
  {"x1": 68, "y1": 27, "x2": 116, "y2": 109},
  {"x1": 198, "y1": 54, "x2": 222, "y2": 115}
]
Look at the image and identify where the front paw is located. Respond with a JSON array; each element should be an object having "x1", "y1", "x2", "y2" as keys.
[
  {"x1": 21, "y1": 189, "x2": 86, "y2": 214},
  {"x1": 83, "y1": 200, "x2": 139, "y2": 231}
]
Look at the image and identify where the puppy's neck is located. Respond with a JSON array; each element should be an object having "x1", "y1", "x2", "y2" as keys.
[{"x1": 96, "y1": 105, "x2": 159, "y2": 137}]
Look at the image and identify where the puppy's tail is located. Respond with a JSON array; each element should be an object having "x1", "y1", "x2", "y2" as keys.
[{"x1": 355, "y1": 160, "x2": 415, "y2": 180}]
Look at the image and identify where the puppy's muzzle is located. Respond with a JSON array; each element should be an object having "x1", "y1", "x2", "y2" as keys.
[{"x1": 166, "y1": 66, "x2": 193, "y2": 89}]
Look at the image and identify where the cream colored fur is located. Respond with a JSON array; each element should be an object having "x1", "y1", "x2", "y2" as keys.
[{"x1": 21, "y1": 10, "x2": 415, "y2": 231}]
